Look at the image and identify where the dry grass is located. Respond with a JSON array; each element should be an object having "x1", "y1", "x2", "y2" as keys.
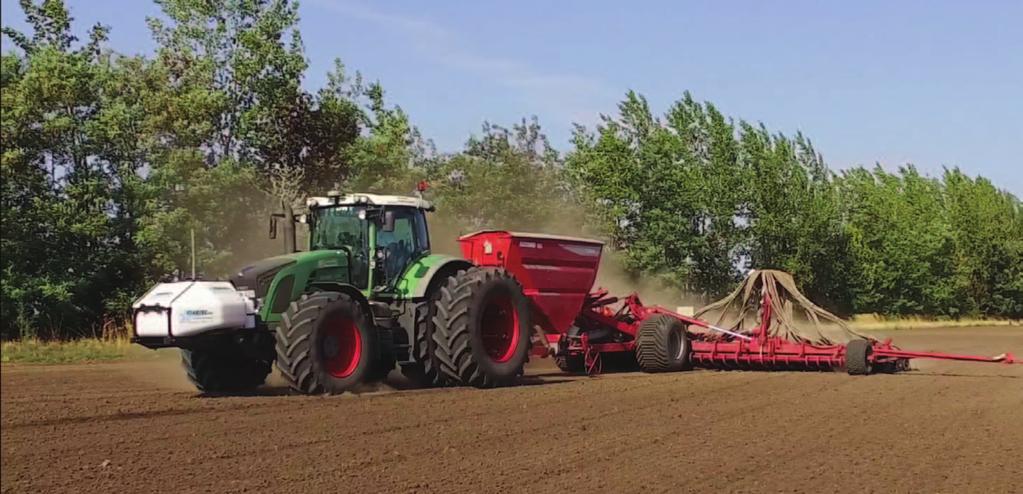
[
  {"x1": 0, "y1": 319, "x2": 142, "y2": 364},
  {"x1": 849, "y1": 314, "x2": 1020, "y2": 331},
  {"x1": 1, "y1": 337, "x2": 134, "y2": 364}
]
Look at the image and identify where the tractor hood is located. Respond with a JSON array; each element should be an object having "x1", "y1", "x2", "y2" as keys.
[{"x1": 231, "y1": 253, "x2": 302, "y2": 298}]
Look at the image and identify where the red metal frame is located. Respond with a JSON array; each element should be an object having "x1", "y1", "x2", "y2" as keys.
[
  {"x1": 460, "y1": 230, "x2": 1017, "y2": 375},
  {"x1": 553, "y1": 290, "x2": 1017, "y2": 375}
]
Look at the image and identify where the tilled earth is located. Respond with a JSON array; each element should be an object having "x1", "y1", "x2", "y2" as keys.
[{"x1": 2, "y1": 327, "x2": 1021, "y2": 493}]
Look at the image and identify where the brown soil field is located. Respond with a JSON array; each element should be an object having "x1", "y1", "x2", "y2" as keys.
[{"x1": 2, "y1": 327, "x2": 1021, "y2": 493}]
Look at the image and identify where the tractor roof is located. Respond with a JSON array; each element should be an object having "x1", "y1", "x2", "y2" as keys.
[{"x1": 306, "y1": 193, "x2": 434, "y2": 211}]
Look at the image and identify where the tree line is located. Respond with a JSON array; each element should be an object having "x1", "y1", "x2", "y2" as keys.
[
  {"x1": 567, "y1": 92, "x2": 1022, "y2": 318},
  {"x1": 2, "y1": 0, "x2": 1020, "y2": 339}
]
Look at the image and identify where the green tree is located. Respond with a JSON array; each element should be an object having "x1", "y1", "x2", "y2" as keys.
[
  {"x1": 4, "y1": 1, "x2": 1022, "y2": 341},
  {"x1": 344, "y1": 81, "x2": 431, "y2": 194},
  {"x1": 567, "y1": 91, "x2": 747, "y2": 296},
  {"x1": 431, "y1": 117, "x2": 566, "y2": 230},
  {"x1": 142, "y1": 0, "x2": 366, "y2": 270},
  {"x1": 942, "y1": 168, "x2": 1023, "y2": 317},
  {"x1": 837, "y1": 166, "x2": 957, "y2": 316},
  {"x1": 739, "y1": 127, "x2": 851, "y2": 312},
  {"x1": 1, "y1": 0, "x2": 135, "y2": 337}
]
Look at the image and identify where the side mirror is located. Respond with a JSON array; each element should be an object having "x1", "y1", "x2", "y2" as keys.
[
  {"x1": 382, "y1": 210, "x2": 396, "y2": 232},
  {"x1": 269, "y1": 215, "x2": 278, "y2": 239}
]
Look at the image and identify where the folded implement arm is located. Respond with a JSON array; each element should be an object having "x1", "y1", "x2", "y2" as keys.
[{"x1": 557, "y1": 281, "x2": 1018, "y2": 375}]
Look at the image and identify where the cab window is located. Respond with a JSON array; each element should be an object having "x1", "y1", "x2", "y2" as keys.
[{"x1": 376, "y1": 209, "x2": 426, "y2": 284}]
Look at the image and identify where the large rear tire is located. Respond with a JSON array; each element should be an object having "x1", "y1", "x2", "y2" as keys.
[
  {"x1": 181, "y1": 347, "x2": 270, "y2": 393},
  {"x1": 432, "y1": 267, "x2": 531, "y2": 388},
  {"x1": 400, "y1": 287, "x2": 452, "y2": 387},
  {"x1": 275, "y1": 292, "x2": 377, "y2": 394},
  {"x1": 636, "y1": 314, "x2": 690, "y2": 373}
]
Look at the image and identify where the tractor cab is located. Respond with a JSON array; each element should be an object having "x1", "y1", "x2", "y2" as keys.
[{"x1": 305, "y1": 193, "x2": 433, "y2": 292}]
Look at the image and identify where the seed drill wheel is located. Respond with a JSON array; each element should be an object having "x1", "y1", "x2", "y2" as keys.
[
  {"x1": 432, "y1": 267, "x2": 531, "y2": 388},
  {"x1": 636, "y1": 314, "x2": 691, "y2": 372},
  {"x1": 555, "y1": 354, "x2": 585, "y2": 373},
  {"x1": 181, "y1": 347, "x2": 271, "y2": 394},
  {"x1": 845, "y1": 339, "x2": 873, "y2": 375},
  {"x1": 276, "y1": 292, "x2": 377, "y2": 394},
  {"x1": 554, "y1": 327, "x2": 585, "y2": 373}
]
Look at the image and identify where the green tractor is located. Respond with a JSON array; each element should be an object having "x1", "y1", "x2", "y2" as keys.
[{"x1": 131, "y1": 192, "x2": 532, "y2": 394}]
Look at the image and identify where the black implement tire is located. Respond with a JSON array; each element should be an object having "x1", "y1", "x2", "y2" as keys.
[
  {"x1": 275, "y1": 292, "x2": 377, "y2": 394},
  {"x1": 432, "y1": 267, "x2": 531, "y2": 388},
  {"x1": 181, "y1": 347, "x2": 270, "y2": 393},
  {"x1": 400, "y1": 286, "x2": 452, "y2": 387},
  {"x1": 846, "y1": 339, "x2": 873, "y2": 375},
  {"x1": 636, "y1": 314, "x2": 690, "y2": 373},
  {"x1": 554, "y1": 354, "x2": 585, "y2": 373}
]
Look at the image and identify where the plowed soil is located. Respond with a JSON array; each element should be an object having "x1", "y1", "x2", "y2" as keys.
[{"x1": 2, "y1": 327, "x2": 1021, "y2": 493}]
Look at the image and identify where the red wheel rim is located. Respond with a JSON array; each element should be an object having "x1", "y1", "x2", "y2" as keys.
[
  {"x1": 480, "y1": 291, "x2": 520, "y2": 363},
  {"x1": 321, "y1": 314, "x2": 362, "y2": 378}
]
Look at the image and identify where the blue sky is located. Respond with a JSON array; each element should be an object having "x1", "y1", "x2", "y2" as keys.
[{"x1": 3, "y1": 0, "x2": 1021, "y2": 194}]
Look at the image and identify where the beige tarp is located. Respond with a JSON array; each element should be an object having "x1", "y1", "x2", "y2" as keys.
[{"x1": 694, "y1": 269, "x2": 870, "y2": 345}]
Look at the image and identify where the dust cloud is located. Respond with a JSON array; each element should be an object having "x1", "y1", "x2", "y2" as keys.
[
  {"x1": 220, "y1": 190, "x2": 700, "y2": 314},
  {"x1": 427, "y1": 204, "x2": 702, "y2": 310},
  {"x1": 592, "y1": 252, "x2": 705, "y2": 310},
  {"x1": 118, "y1": 349, "x2": 196, "y2": 392}
]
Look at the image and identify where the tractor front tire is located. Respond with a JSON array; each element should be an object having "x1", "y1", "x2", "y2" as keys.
[
  {"x1": 432, "y1": 267, "x2": 531, "y2": 388},
  {"x1": 846, "y1": 339, "x2": 873, "y2": 375},
  {"x1": 636, "y1": 314, "x2": 691, "y2": 373},
  {"x1": 181, "y1": 347, "x2": 271, "y2": 394},
  {"x1": 275, "y1": 292, "x2": 377, "y2": 394}
]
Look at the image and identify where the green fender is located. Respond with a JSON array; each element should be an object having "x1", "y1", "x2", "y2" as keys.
[
  {"x1": 394, "y1": 254, "x2": 474, "y2": 300},
  {"x1": 257, "y1": 250, "x2": 355, "y2": 324}
]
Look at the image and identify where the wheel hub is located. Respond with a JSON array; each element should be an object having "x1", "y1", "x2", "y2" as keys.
[
  {"x1": 322, "y1": 334, "x2": 340, "y2": 359},
  {"x1": 671, "y1": 329, "x2": 685, "y2": 360},
  {"x1": 320, "y1": 315, "x2": 362, "y2": 378},
  {"x1": 480, "y1": 292, "x2": 520, "y2": 363}
]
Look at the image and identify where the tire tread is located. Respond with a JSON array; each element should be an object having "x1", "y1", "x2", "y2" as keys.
[
  {"x1": 275, "y1": 291, "x2": 372, "y2": 394},
  {"x1": 635, "y1": 314, "x2": 688, "y2": 373},
  {"x1": 432, "y1": 267, "x2": 528, "y2": 388}
]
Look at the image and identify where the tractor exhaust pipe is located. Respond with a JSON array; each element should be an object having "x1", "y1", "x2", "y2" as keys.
[
  {"x1": 270, "y1": 201, "x2": 298, "y2": 254},
  {"x1": 190, "y1": 228, "x2": 196, "y2": 279},
  {"x1": 282, "y1": 201, "x2": 297, "y2": 254}
]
